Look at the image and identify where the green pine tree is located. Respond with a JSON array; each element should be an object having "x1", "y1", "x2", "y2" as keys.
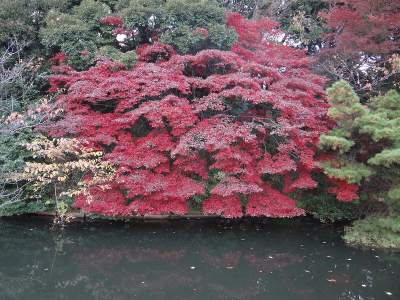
[{"x1": 319, "y1": 80, "x2": 400, "y2": 249}]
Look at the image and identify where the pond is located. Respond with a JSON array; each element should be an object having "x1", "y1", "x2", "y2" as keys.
[{"x1": 0, "y1": 217, "x2": 399, "y2": 300}]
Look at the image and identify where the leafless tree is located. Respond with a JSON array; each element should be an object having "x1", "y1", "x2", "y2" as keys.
[{"x1": 0, "y1": 39, "x2": 38, "y2": 117}]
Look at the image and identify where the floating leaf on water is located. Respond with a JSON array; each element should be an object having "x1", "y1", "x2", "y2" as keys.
[{"x1": 385, "y1": 291, "x2": 392, "y2": 296}]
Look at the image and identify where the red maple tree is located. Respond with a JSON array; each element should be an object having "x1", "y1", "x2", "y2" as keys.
[
  {"x1": 323, "y1": 0, "x2": 400, "y2": 55},
  {"x1": 45, "y1": 13, "x2": 333, "y2": 218},
  {"x1": 317, "y1": 0, "x2": 400, "y2": 93}
]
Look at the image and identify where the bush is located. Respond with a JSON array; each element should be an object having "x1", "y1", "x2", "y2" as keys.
[
  {"x1": 344, "y1": 216, "x2": 400, "y2": 249},
  {"x1": 40, "y1": 0, "x2": 110, "y2": 69},
  {"x1": 0, "y1": 33, "x2": 52, "y2": 217},
  {"x1": 39, "y1": 0, "x2": 237, "y2": 69},
  {"x1": 97, "y1": 46, "x2": 136, "y2": 68},
  {"x1": 5, "y1": 134, "x2": 114, "y2": 221},
  {"x1": 43, "y1": 14, "x2": 330, "y2": 218},
  {"x1": 118, "y1": 0, "x2": 237, "y2": 54},
  {"x1": 0, "y1": 126, "x2": 35, "y2": 216},
  {"x1": 297, "y1": 194, "x2": 360, "y2": 223},
  {"x1": 0, "y1": 109, "x2": 47, "y2": 217},
  {"x1": 0, "y1": 0, "x2": 69, "y2": 46},
  {"x1": 0, "y1": 41, "x2": 45, "y2": 207},
  {"x1": 294, "y1": 173, "x2": 361, "y2": 222},
  {"x1": 159, "y1": 23, "x2": 236, "y2": 54},
  {"x1": 216, "y1": 0, "x2": 258, "y2": 18}
]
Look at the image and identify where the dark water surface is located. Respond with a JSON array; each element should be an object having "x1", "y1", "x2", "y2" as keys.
[{"x1": 0, "y1": 217, "x2": 399, "y2": 300}]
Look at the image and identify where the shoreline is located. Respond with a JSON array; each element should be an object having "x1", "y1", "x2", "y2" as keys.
[{"x1": 21, "y1": 211, "x2": 224, "y2": 222}]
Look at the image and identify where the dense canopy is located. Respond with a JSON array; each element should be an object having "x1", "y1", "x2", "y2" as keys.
[{"x1": 45, "y1": 13, "x2": 330, "y2": 217}]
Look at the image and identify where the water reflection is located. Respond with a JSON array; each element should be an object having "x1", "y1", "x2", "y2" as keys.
[{"x1": 0, "y1": 218, "x2": 399, "y2": 300}]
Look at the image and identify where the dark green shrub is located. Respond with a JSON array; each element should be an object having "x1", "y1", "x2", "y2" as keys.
[
  {"x1": 297, "y1": 194, "x2": 360, "y2": 223},
  {"x1": 117, "y1": 0, "x2": 236, "y2": 54},
  {"x1": 0, "y1": 124, "x2": 42, "y2": 217},
  {"x1": 0, "y1": 0, "x2": 70, "y2": 46},
  {"x1": 97, "y1": 46, "x2": 136, "y2": 68},
  {"x1": 295, "y1": 173, "x2": 360, "y2": 222},
  {"x1": 39, "y1": 0, "x2": 236, "y2": 69},
  {"x1": 40, "y1": 0, "x2": 110, "y2": 69},
  {"x1": 344, "y1": 216, "x2": 400, "y2": 249}
]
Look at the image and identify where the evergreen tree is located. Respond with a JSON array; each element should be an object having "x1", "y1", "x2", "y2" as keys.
[
  {"x1": 320, "y1": 80, "x2": 400, "y2": 248},
  {"x1": 40, "y1": 0, "x2": 236, "y2": 69}
]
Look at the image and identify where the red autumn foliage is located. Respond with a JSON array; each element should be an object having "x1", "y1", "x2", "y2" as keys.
[
  {"x1": 99, "y1": 16, "x2": 124, "y2": 27},
  {"x1": 80, "y1": 50, "x2": 90, "y2": 57},
  {"x1": 51, "y1": 52, "x2": 66, "y2": 65},
  {"x1": 246, "y1": 184, "x2": 304, "y2": 217},
  {"x1": 322, "y1": 0, "x2": 400, "y2": 55},
  {"x1": 327, "y1": 178, "x2": 359, "y2": 202},
  {"x1": 194, "y1": 27, "x2": 209, "y2": 38},
  {"x1": 202, "y1": 195, "x2": 243, "y2": 218},
  {"x1": 136, "y1": 42, "x2": 176, "y2": 63},
  {"x1": 45, "y1": 13, "x2": 333, "y2": 218}
]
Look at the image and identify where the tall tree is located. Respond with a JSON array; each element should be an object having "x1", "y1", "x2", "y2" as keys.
[
  {"x1": 320, "y1": 80, "x2": 400, "y2": 211},
  {"x1": 317, "y1": 0, "x2": 400, "y2": 97},
  {"x1": 42, "y1": 13, "x2": 331, "y2": 218}
]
